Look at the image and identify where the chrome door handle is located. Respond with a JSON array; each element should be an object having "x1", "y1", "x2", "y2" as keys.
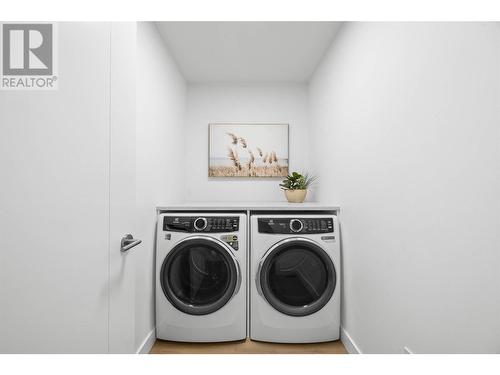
[{"x1": 121, "y1": 234, "x2": 142, "y2": 252}]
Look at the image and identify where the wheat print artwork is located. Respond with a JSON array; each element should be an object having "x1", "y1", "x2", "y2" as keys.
[{"x1": 209, "y1": 123, "x2": 289, "y2": 177}]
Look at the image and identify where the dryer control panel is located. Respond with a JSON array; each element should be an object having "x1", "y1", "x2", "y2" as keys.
[
  {"x1": 164, "y1": 216, "x2": 240, "y2": 233},
  {"x1": 258, "y1": 217, "x2": 334, "y2": 234}
]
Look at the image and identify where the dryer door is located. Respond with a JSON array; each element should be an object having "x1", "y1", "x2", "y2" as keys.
[
  {"x1": 160, "y1": 236, "x2": 240, "y2": 315},
  {"x1": 258, "y1": 238, "x2": 336, "y2": 317}
]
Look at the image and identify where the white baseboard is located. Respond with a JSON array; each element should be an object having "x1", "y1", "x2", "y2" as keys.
[
  {"x1": 340, "y1": 326, "x2": 362, "y2": 354},
  {"x1": 136, "y1": 328, "x2": 156, "y2": 354}
]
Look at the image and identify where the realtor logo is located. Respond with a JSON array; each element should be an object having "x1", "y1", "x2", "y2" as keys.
[{"x1": 1, "y1": 23, "x2": 58, "y2": 90}]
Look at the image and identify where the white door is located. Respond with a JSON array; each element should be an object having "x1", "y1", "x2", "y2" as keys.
[
  {"x1": 0, "y1": 22, "x2": 139, "y2": 353},
  {"x1": 108, "y1": 22, "x2": 139, "y2": 354},
  {"x1": 0, "y1": 22, "x2": 111, "y2": 353}
]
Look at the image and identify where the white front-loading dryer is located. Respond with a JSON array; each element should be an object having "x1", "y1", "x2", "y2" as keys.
[
  {"x1": 156, "y1": 212, "x2": 246, "y2": 342},
  {"x1": 250, "y1": 214, "x2": 340, "y2": 343}
]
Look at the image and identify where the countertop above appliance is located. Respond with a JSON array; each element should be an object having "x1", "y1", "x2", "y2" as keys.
[{"x1": 157, "y1": 202, "x2": 340, "y2": 213}]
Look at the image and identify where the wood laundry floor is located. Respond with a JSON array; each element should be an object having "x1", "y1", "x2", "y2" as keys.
[{"x1": 150, "y1": 338, "x2": 348, "y2": 354}]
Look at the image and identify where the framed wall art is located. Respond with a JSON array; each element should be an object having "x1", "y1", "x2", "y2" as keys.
[{"x1": 208, "y1": 123, "x2": 289, "y2": 178}]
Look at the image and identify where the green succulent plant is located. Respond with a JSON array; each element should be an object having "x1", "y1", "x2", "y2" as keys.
[{"x1": 279, "y1": 171, "x2": 317, "y2": 190}]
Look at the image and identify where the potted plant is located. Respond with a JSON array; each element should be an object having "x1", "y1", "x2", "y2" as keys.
[{"x1": 279, "y1": 172, "x2": 317, "y2": 203}]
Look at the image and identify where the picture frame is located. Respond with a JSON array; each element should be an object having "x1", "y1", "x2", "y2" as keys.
[{"x1": 208, "y1": 123, "x2": 289, "y2": 178}]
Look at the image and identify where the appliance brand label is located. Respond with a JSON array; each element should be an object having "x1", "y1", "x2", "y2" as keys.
[{"x1": 321, "y1": 236, "x2": 336, "y2": 242}]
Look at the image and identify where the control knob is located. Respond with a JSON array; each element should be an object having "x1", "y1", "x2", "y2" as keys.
[
  {"x1": 194, "y1": 217, "x2": 208, "y2": 231},
  {"x1": 290, "y1": 219, "x2": 303, "y2": 233}
]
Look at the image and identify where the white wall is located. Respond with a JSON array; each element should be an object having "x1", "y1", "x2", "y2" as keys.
[
  {"x1": 309, "y1": 22, "x2": 500, "y2": 353},
  {"x1": 184, "y1": 84, "x2": 310, "y2": 202},
  {"x1": 135, "y1": 22, "x2": 187, "y2": 350}
]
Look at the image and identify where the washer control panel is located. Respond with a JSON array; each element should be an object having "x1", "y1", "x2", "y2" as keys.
[
  {"x1": 164, "y1": 216, "x2": 239, "y2": 233},
  {"x1": 258, "y1": 217, "x2": 334, "y2": 234}
]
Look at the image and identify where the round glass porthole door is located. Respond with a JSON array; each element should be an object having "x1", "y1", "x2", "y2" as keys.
[
  {"x1": 258, "y1": 239, "x2": 336, "y2": 317},
  {"x1": 161, "y1": 237, "x2": 239, "y2": 315}
]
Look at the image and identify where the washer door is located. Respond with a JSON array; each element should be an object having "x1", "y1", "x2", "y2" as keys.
[
  {"x1": 161, "y1": 236, "x2": 239, "y2": 315},
  {"x1": 258, "y1": 238, "x2": 336, "y2": 317}
]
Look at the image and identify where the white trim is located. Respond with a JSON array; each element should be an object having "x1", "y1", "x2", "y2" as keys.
[
  {"x1": 136, "y1": 329, "x2": 156, "y2": 354},
  {"x1": 340, "y1": 326, "x2": 362, "y2": 354}
]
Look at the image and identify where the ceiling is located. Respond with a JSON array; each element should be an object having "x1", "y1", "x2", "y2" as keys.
[{"x1": 155, "y1": 22, "x2": 342, "y2": 83}]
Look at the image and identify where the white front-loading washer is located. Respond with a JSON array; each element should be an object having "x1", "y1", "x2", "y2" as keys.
[
  {"x1": 250, "y1": 214, "x2": 340, "y2": 343},
  {"x1": 156, "y1": 212, "x2": 246, "y2": 342}
]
